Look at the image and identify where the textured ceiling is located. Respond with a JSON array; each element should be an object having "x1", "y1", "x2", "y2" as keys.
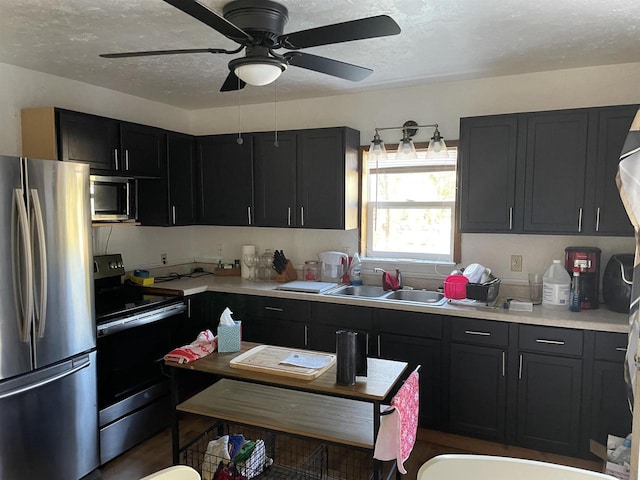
[{"x1": 1, "y1": 0, "x2": 640, "y2": 109}]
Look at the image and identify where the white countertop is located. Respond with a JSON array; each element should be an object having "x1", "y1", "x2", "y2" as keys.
[{"x1": 147, "y1": 274, "x2": 629, "y2": 334}]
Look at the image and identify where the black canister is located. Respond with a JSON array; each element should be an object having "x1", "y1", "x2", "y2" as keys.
[{"x1": 336, "y1": 330, "x2": 357, "y2": 385}]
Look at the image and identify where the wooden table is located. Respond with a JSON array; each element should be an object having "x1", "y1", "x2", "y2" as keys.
[{"x1": 166, "y1": 341, "x2": 408, "y2": 480}]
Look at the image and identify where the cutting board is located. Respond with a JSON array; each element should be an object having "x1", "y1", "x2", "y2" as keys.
[
  {"x1": 276, "y1": 280, "x2": 338, "y2": 294},
  {"x1": 229, "y1": 345, "x2": 336, "y2": 380}
]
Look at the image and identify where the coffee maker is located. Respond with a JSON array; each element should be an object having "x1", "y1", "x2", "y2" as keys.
[{"x1": 564, "y1": 246, "x2": 601, "y2": 309}]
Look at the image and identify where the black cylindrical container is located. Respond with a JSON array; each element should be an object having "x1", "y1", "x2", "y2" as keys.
[{"x1": 336, "y1": 330, "x2": 357, "y2": 386}]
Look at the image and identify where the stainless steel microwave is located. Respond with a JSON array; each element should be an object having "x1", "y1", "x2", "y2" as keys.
[{"x1": 90, "y1": 175, "x2": 136, "y2": 222}]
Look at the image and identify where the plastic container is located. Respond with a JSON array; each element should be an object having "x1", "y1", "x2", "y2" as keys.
[
  {"x1": 444, "y1": 274, "x2": 469, "y2": 299},
  {"x1": 348, "y1": 253, "x2": 363, "y2": 286},
  {"x1": 542, "y1": 259, "x2": 571, "y2": 310},
  {"x1": 610, "y1": 435, "x2": 632, "y2": 465}
]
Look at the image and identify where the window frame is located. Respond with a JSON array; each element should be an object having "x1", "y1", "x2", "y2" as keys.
[{"x1": 358, "y1": 140, "x2": 461, "y2": 265}]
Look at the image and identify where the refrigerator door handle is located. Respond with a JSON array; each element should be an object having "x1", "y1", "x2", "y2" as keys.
[
  {"x1": 12, "y1": 188, "x2": 33, "y2": 343},
  {"x1": 30, "y1": 189, "x2": 48, "y2": 338},
  {"x1": 0, "y1": 355, "x2": 91, "y2": 400}
]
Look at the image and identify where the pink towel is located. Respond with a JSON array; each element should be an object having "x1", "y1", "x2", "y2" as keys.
[
  {"x1": 373, "y1": 370, "x2": 419, "y2": 474},
  {"x1": 164, "y1": 329, "x2": 218, "y2": 364}
]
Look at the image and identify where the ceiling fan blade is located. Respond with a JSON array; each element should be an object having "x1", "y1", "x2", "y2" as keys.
[
  {"x1": 100, "y1": 48, "x2": 228, "y2": 59},
  {"x1": 220, "y1": 71, "x2": 246, "y2": 92},
  {"x1": 284, "y1": 52, "x2": 372, "y2": 81},
  {"x1": 163, "y1": 0, "x2": 252, "y2": 42},
  {"x1": 282, "y1": 15, "x2": 400, "y2": 49}
]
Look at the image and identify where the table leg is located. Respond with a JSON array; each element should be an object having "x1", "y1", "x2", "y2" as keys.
[
  {"x1": 373, "y1": 400, "x2": 381, "y2": 480},
  {"x1": 170, "y1": 366, "x2": 180, "y2": 465}
]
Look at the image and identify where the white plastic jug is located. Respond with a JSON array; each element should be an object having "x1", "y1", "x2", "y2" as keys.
[
  {"x1": 542, "y1": 259, "x2": 571, "y2": 310},
  {"x1": 318, "y1": 251, "x2": 348, "y2": 282}
]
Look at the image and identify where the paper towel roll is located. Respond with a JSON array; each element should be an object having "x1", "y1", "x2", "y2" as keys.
[{"x1": 241, "y1": 244, "x2": 256, "y2": 279}]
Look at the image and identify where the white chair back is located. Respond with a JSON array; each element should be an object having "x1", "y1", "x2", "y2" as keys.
[
  {"x1": 140, "y1": 465, "x2": 201, "y2": 480},
  {"x1": 417, "y1": 454, "x2": 616, "y2": 480}
]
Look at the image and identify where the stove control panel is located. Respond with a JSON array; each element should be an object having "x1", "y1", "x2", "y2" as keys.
[{"x1": 93, "y1": 254, "x2": 126, "y2": 280}]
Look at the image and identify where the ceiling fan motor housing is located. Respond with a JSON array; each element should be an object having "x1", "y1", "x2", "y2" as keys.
[{"x1": 222, "y1": 0, "x2": 289, "y2": 46}]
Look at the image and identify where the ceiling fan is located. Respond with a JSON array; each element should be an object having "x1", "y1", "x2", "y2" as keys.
[{"x1": 100, "y1": 0, "x2": 401, "y2": 92}]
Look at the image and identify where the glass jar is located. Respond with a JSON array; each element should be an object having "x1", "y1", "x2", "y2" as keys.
[
  {"x1": 304, "y1": 260, "x2": 319, "y2": 281},
  {"x1": 257, "y1": 249, "x2": 273, "y2": 281}
]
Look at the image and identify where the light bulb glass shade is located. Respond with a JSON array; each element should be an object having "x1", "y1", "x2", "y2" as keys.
[
  {"x1": 396, "y1": 137, "x2": 417, "y2": 160},
  {"x1": 426, "y1": 129, "x2": 448, "y2": 159},
  {"x1": 234, "y1": 62, "x2": 283, "y2": 86},
  {"x1": 369, "y1": 135, "x2": 388, "y2": 160}
]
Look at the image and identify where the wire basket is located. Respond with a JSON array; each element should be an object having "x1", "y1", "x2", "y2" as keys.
[
  {"x1": 466, "y1": 277, "x2": 501, "y2": 304},
  {"x1": 181, "y1": 422, "x2": 327, "y2": 480}
]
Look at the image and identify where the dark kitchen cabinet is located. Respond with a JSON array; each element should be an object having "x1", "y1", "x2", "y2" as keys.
[
  {"x1": 374, "y1": 309, "x2": 443, "y2": 428},
  {"x1": 167, "y1": 132, "x2": 197, "y2": 226},
  {"x1": 448, "y1": 318, "x2": 508, "y2": 441},
  {"x1": 22, "y1": 107, "x2": 167, "y2": 178},
  {"x1": 590, "y1": 332, "x2": 632, "y2": 445},
  {"x1": 253, "y1": 132, "x2": 297, "y2": 227},
  {"x1": 119, "y1": 122, "x2": 166, "y2": 178},
  {"x1": 459, "y1": 104, "x2": 638, "y2": 235},
  {"x1": 57, "y1": 109, "x2": 120, "y2": 171},
  {"x1": 253, "y1": 127, "x2": 359, "y2": 229},
  {"x1": 459, "y1": 115, "x2": 519, "y2": 232},
  {"x1": 515, "y1": 325, "x2": 584, "y2": 456},
  {"x1": 521, "y1": 110, "x2": 590, "y2": 233},
  {"x1": 241, "y1": 296, "x2": 309, "y2": 348},
  {"x1": 590, "y1": 106, "x2": 637, "y2": 235},
  {"x1": 307, "y1": 302, "x2": 373, "y2": 354},
  {"x1": 197, "y1": 134, "x2": 255, "y2": 226}
]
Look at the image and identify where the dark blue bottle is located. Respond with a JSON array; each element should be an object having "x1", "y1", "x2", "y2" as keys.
[{"x1": 569, "y1": 267, "x2": 581, "y2": 312}]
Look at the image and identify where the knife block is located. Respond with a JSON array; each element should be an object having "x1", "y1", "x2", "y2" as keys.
[{"x1": 275, "y1": 260, "x2": 298, "y2": 282}]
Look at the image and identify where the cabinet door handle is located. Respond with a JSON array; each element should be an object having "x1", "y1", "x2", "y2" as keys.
[
  {"x1": 247, "y1": 206, "x2": 252, "y2": 225},
  {"x1": 502, "y1": 351, "x2": 506, "y2": 377},
  {"x1": 300, "y1": 206, "x2": 305, "y2": 226},
  {"x1": 187, "y1": 298, "x2": 191, "y2": 318},
  {"x1": 578, "y1": 207, "x2": 583, "y2": 233},
  {"x1": 509, "y1": 207, "x2": 513, "y2": 230},
  {"x1": 616, "y1": 347, "x2": 628, "y2": 352},
  {"x1": 264, "y1": 306, "x2": 283, "y2": 312},
  {"x1": 518, "y1": 354, "x2": 523, "y2": 379},
  {"x1": 536, "y1": 338, "x2": 565, "y2": 345},
  {"x1": 125, "y1": 149, "x2": 130, "y2": 171},
  {"x1": 287, "y1": 207, "x2": 291, "y2": 226},
  {"x1": 377, "y1": 334, "x2": 381, "y2": 357},
  {"x1": 464, "y1": 330, "x2": 491, "y2": 336},
  {"x1": 304, "y1": 325, "x2": 308, "y2": 346},
  {"x1": 595, "y1": 207, "x2": 601, "y2": 232},
  {"x1": 365, "y1": 333, "x2": 369, "y2": 356},
  {"x1": 172, "y1": 206, "x2": 176, "y2": 225},
  {"x1": 114, "y1": 149, "x2": 119, "y2": 170}
]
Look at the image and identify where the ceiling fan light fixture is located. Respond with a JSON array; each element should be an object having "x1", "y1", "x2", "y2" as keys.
[{"x1": 231, "y1": 56, "x2": 286, "y2": 86}]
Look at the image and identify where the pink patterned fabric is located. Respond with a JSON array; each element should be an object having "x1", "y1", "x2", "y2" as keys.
[
  {"x1": 373, "y1": 369, "x2": 419, "y2": 474},
  {"x1": 164, "y1": 329, "x2": 218, "y2": 364}
]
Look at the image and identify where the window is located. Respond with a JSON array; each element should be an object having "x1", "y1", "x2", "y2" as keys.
[{"x1": 362, "y1": 143, "x2": 459, "y2": 263}]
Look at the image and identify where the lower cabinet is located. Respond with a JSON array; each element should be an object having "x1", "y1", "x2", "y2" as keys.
[
  {"x1": 590, "y1": 332, "x2": 632, "y2": 444},
  {"x1": 307, "y1": 303, "x2": 373, "y2": 354},
  {"x1": 240, "y1": 296, "x2": 309, "y2": 349},
  {"x1": 448, "y1": 318, "x2": 508, "y2": 441}
]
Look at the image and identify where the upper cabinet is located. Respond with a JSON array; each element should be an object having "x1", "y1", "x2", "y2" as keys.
[
  {"x1": 168, "y1": 132, "x2": 197, "y2": 226},
  {"x1": 253, "y1": 127, "x2": 359, "y2": 230},
  {"x1": 459, "y1": 104, "x2": 638, "y2": 235},
  {"x1": 22, "y1": 107, "x2": 166, "y2": 178},
  {"x1": 197, "y1": 134, "x2": 255, "y2": 226}
]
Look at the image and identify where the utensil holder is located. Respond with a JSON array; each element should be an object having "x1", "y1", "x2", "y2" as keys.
[{"x1": 275, "y1": 260, "x2": 298, "y2": 282}]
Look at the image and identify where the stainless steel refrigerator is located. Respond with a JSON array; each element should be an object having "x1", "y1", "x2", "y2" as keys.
[{"x1": 0, "y1": 156, "x2": 98, "y2": 479}]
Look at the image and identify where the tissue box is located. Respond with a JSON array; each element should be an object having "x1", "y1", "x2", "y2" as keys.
[{"x1": 218, "y1": 321, "x2": 241, "y2": 353}]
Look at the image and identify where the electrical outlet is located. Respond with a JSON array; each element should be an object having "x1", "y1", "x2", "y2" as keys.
[
  {"x1": 161, "y1": 253, "x2": 167, "y2": 265},
  {"x1": 511, "y1": 254, "x2": 523, "y2": 272},
  {"x1": 217, "y1": 243, "x2": 223, "y2": 258}
]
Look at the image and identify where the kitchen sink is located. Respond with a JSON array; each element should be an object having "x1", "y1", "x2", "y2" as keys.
[
  {"x1": 382, "y1": 289, "x2": 446, "y2": 305},
  {"x1": 326, "y1": 285, "x2": 388, "y2": 298}
]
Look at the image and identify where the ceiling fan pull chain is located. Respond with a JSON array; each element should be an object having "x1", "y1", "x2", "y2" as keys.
[{"x1": 274, "y1": 81, "x2": 279, "y2": 147}]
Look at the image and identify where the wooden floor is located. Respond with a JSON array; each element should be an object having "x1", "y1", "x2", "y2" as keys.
[{"x1": 97, "y1": 414, "x2": 601, "y2": 479}]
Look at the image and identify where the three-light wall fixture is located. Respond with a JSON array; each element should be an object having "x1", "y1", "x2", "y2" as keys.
[{"x1": 368, "y1": 120, "x2": 447, "y2": 160}]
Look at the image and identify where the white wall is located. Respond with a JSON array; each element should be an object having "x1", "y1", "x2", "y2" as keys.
[{"x1": 2, "y1": 61, "x2": 639, "y2": 286}]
